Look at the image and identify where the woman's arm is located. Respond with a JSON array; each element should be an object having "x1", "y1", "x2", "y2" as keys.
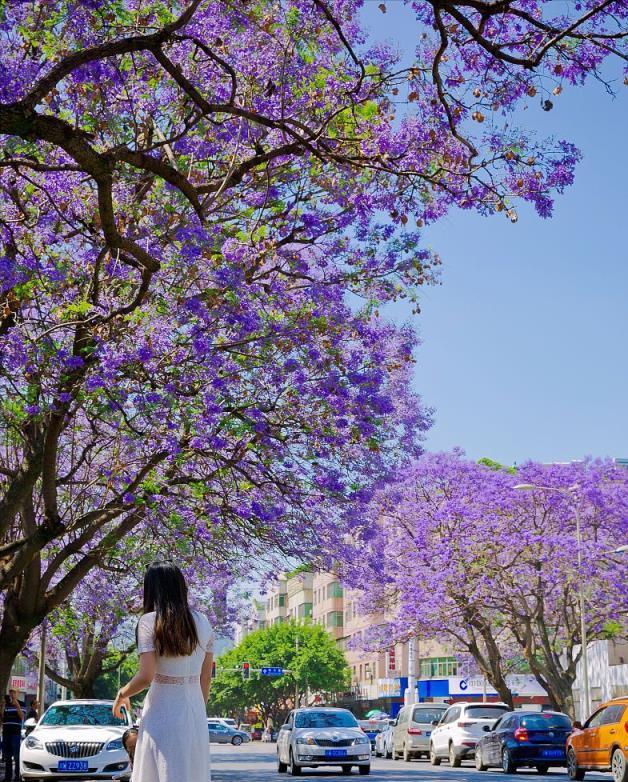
[
  {"x1": 200, "y1": 651, "x2": 213, "y2": 703},
  {"x1": 112, "y1": 651, "x2": 156, "y2": 718}
]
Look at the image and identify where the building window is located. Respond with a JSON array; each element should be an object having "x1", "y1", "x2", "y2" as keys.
[
  {"x1": 327, "y1": 611, "x2": 344, "y2": 628},
  {"x1": 327, "y1": 582, "x2": 344, "y2": 599},
  {"x1": 298, "y1": 603, "x2": 312, "y2": 619},
  {"x1": 278, "y1": 594, "x2": 286, "y2": 607},
  {"x1": 419, "y1": 657, "x2": 458, "y2": 678}
]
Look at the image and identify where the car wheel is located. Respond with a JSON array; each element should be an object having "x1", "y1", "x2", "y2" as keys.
[
  {"x1": 375, "y1": 746, "x2": 381, "y2": 758},
  {"x1": 403, "y1": 743, "x2": 412, "y2": 762},
  {"x1": 476, "y1": 749, "x2": 488, "y2": 771},
  {"x1": 342, "y1": 764, "x2": 352, "y2": 774},
  {"x1": 502, "y1": 747, "x2": 517, "y2": 774},
  {"x1": 612, "y1": 748, "x2": 628, "y2": 782},
  {"x1": 289, "y1": 750, "x2": 302, "y2": 776},
  {"x1": 536, "y1": 764, "x2": 550, "y2": 775},
  {"x1": 359, "y1": 765, "x2": 371, "y2": 775},
  {"x1": 430, "y1": 743, "x2": 441, "y2": 766},
  {"x1": 232, "y1": 735, "x2": 243, "y2": 746},
  {"x1": 449, "y1": 743, "x2": 462, "y2": 768},
  {"x1": 567, "y1": 749, "x2": 585, "y2": 781},
  {"x1": 386, "y1": 744, "x2": 392, "y2": 759},
  {"x1": 278, "y1": 751, "x2": 288, "y2": 773}
]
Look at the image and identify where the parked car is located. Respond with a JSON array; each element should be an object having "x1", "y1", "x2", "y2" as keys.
[
  {"x1": 475, "y1": 710, "x2": 572, "y2": 774},
  {"x1": 207, "y1": 719, "x2": 251, "y2": 745},
  {"x1": 567, "y1": 697, "x2": 628, "y2": 782},
  {"x1": 358, "y1": 719, "x2": 388, "y2": 751},
  {"x1": 20, "y1": 699, "x2": 133, "y2": 780},
  {"x1": 207, "y1": 716, "x2": 238, "y2": 729},
  {"x1": 430, "y1": 702, "x2": 511, "y2": 766},
  {"x1": 374, "y1": 721, "x2": 395, "y2": 758},
  {"x1": 392, "y1": 703, "x2": 449, "y2": 762},
  {"x1": 277, "y1": 707, "x2": 371, "y2": 776}
]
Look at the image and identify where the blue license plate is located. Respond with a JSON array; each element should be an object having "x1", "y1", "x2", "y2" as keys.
[
  {"x1": 58, "y1": 760, "x2": 89, "y2": 772},
  {"x1": 541, "y1": 749, "x2": 564, "y2": 758},
  {"x1": 325, "y1": 749, "x2": 348, "y2": 758},
  {"x1": 425, "y1": 731, "x2": 431, "y2": 736}
]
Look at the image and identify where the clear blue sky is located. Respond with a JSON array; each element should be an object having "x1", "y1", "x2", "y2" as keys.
[{"x1": 361, "y1": 2, "x2": 628, "y2": 466}]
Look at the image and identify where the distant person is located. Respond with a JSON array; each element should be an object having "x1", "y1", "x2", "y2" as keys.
[
  {"x1": 2, "y1": 690, "x2": 23, "y2": 782},
  {"x1": 122, "y1": 727, "x2": 139, "y2": 766},
  {"x1": 26, "y1": 699, "x2": 39, "y2": 722},
  {"x1": 112, "y1": 561, "x2": 213, "y2": 782}
]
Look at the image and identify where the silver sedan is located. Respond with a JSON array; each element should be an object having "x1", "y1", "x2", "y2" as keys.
[{"x1": 207, "y1": 721, "x2": 251, "y2": 745}]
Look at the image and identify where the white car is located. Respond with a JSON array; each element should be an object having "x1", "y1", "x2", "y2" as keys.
[
  {"x1": 20, "y1": 699, "x2": 133, "y2": 780},
  {"x1": 429, "y1": 702, "x2": 511, "y2": 767},
  {"x1": 374, "y1": 722, "x2": 394, "y2": 758},
  {"x1": 207, "y1": 716, "x2": 238, "y2": 729},
  {"x1": 277, "y1": 707, "x2": 372, "y2": 775}
]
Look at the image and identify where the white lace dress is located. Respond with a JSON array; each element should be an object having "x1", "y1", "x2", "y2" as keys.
[{"x1": 132, "y1": 610, "x2": 212, "y2": 782}]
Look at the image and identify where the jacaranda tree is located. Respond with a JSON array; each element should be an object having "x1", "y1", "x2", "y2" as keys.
[
  {"x1": 338, "y1": 454, "x2": 628, "y2": 714},
  {"x1": 0, "y1": 0, "x2": 625, "y2": 691}
]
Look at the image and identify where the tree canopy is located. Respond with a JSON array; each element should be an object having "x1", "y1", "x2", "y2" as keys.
[{"x1": 209, "y1": 621, "x2": 350, "y2": 724}]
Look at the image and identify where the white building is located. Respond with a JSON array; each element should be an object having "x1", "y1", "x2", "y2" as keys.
[{"x1": 573, "y1": 638, "x2": 628, "y2": 720}]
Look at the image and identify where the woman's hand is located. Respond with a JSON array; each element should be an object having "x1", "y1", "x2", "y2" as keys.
[{"x1": 112, "y1": 691, "x2": 131, "y2": 720}]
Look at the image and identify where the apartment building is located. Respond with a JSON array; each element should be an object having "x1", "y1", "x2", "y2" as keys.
[
  {"x1": 312, "y1": 572, "x2": 345, "y2": 640},
  {"x1": 286, "y1": 569, "x2": 313, "y2": 622},
  {"x1": 266, "y1": 575, "x2": 288, "y2": 626}
]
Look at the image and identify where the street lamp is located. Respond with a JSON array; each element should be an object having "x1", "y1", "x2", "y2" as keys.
[{"x1": 513, "y1": 483, "x2": 591, "y2": 720}]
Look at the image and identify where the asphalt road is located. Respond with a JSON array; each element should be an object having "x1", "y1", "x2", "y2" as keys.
[{"x1": 210, "y1": 742, "x2": 613, "y2": 782}]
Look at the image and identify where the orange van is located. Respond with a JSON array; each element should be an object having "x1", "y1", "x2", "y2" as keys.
[{"x1": 567, "y1": 697, "x2": 628, "y2": 782}]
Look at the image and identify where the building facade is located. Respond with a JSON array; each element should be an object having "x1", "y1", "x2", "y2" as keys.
[{"x1": 572, "y1": 638, "x2": 628, "y2": 720}]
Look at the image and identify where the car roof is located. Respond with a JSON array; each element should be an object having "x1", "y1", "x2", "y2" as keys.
[
  {"x1": 295, "y1": 707, "x2": 352, "y2": 712},
  {"x1": 457, "y1": 702, "x2": 510, "y2": 707}
]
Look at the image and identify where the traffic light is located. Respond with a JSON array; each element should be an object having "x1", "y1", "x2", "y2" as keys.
[{"x1": 242, "y1": 662, "x2": 251, "y2": 680}]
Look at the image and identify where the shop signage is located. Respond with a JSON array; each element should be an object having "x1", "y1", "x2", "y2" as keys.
[
  {"x1": 388, "y1": 647, "x2": 396, "y2": 672},
  {"x1": 377, "y1": 678, "x2": 402, "y2": 698},
  {"x1": 448, "y1": 675, "x2": 547, "y2": 697}
]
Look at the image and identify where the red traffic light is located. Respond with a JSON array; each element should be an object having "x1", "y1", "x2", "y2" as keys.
[{"x1": 242, "y1": 662, "x2": 251, "y2": 680}]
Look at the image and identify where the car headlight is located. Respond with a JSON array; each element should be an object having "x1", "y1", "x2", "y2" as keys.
[
  {"x1": 295, "y1": 736, "x2": 316, "y2": 745},
  {"x1": 25, "y1": 735, "x2": 44, "y2": 750},
  {"x1": 106, "y1": 738, "x2": 124, "y2": 751},
  {"x1": 354, "y1": 736, "x2": 371, "y2": 745}
]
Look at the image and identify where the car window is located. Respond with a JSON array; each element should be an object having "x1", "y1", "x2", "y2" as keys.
[
  {"x1": 295, "y1": 711, "x2": 359, "y2": 729},
  {"x1": 465, "y1": 706, "x2": 510, "y2": 720},
  {"x1": 41, "y1": 704, "x2": 127, "y2": 727},
  {"x1": 496, "y1": 716, "x2": 513, "y2": 731},
  {"x1": 600, "y1": 705, "x2": 626, "y2": 725},
  {"x1": 285, "y1": 711, "x2": 294, "y2": 729},
  {"x1": 585, "y1": 708, "x2": 607, "y2": 729},
  {"x1": 446, "y1": 707, "x2": 460, "y2": 724},
  {"x1": 520, "y1": 714, "x2": 572, "y2": 730},
  {"x1": 397, "y1": 708, "x2": 407, "y2": 724},
  {"x1": 412, "y1": 708, "x2": 447, "y2": 724}
]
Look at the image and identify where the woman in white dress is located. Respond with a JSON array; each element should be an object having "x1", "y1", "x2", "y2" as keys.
[{"x1": 113, "y1": 562, "x2": 213, "y2": 782}]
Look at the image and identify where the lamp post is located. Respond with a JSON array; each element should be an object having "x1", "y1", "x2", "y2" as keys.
[{"x1": 513, "y1": 482, "x2": 590, "y2": 720}]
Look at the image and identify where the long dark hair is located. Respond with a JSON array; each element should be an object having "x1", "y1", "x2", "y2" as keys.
[{"x1": 142, "y1": 561, "x2": 199, "y2": 656}]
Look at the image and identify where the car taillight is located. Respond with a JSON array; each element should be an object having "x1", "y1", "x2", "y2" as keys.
[
  {"x1": 458, "y1": 721, "x2": 473, "y2": 728},
  {"x1": 408, "y1": 728, "x2": 422, "y2": 735},
  {"x1": 514, "y1": 727, "x2": 529, "y2": 742}
]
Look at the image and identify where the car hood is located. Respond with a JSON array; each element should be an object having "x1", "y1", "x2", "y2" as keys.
[
  {"x1": 294, "y1": 727, "x2": 364, "y2": 741},
  {"x1": 32, "y1": 725, "x2": 127, "y2": 744}
]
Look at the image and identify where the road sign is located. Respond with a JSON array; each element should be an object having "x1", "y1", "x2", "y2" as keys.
[{"x1": 261, "y1": 667, "x2": 284, "y2": 677}]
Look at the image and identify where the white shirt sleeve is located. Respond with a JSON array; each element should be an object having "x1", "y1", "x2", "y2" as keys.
[{"x1": 137, "y1": 613, "x2": 156, "y2": 654}]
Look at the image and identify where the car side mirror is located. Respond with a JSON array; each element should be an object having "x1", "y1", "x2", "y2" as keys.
[
  {"x1": 482, "y1": 725, "x2": 491, "y2": 732},
  {"x1": 431, "y1": 720, "x2": 439, "y2": 726},
  {"x1": 281, "y1": 724, "x2": 291, "y2": 731},
  {"x1": 24, "y1": 718, "x2": 37, "y2": 728},
  {"x1": 572, "y1": 721, "x2": 583, "y2": 730}
]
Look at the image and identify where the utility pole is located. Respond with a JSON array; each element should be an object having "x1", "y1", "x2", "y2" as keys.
[
  {"x1": 294, "y1": 635, "x2": 300, "y2": 708},
  {"x1": 404, "y1": 637, "x2": 416, "y2": 705},
  {"x1": 575, "y1": 503, "x2": 591, "y2": 721},
  {"x1": 37, "y1": 624, "x2": 47, "y2": 712}
]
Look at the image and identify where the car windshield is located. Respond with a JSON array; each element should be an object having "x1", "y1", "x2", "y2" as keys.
[
  {"x1": 41, "y1": 704, "x2": 126, "y2": 727},
  {"x1": 520, "y1": 714, "x2": 572, "y2": 730},
  {"x1": 295, "y1": 711, "x2": 358, "y2": 729},
  {"x1": 412, "y1": 709, "x2": 446, "y2": 724},
  {"x1": 466, "y1": 706, "x2": 510, "y2": 719}
]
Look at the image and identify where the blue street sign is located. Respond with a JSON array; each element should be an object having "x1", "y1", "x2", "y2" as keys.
[{"x1": 261, "y1": 667, "x2": 284, "y2": 677}]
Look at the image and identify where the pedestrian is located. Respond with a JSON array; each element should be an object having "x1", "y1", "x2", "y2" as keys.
[
  {"x1": 112, "y1": 562, "x2": 214, "y2": 782},
  {"x1": 1, "y1": 690, "x2": 23, "y2": 782},
  {"x1": 26, "y1": 699, "x2": 39, "y2": 722}
]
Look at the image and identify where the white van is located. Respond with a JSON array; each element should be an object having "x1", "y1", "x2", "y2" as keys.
[{"x1": 392, "y1": 704, "x2": 449, "y2": 761}]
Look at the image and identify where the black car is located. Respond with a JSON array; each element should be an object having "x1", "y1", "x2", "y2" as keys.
[{"x1": 475, "y1": 710, "x2": 572, "y2": 774}]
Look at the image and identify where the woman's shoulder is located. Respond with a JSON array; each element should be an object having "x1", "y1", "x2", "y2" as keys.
[{"x1": 138, "y1": 611, "x2": 156, "y2": 626}]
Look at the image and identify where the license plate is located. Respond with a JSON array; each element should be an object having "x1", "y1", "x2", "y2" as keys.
[
  {"x1": 58, "y1": 760, "x2": 89, "y2": 772},
  {"x1": 425, "y1": 731, "x2": 431, "y2": 736},
  {"x1": 541, "y1": 749, "x2": 564, "y2": 758},
  {"x1": 325, "y1": 749, "x2": 348, "y2": 758}
]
